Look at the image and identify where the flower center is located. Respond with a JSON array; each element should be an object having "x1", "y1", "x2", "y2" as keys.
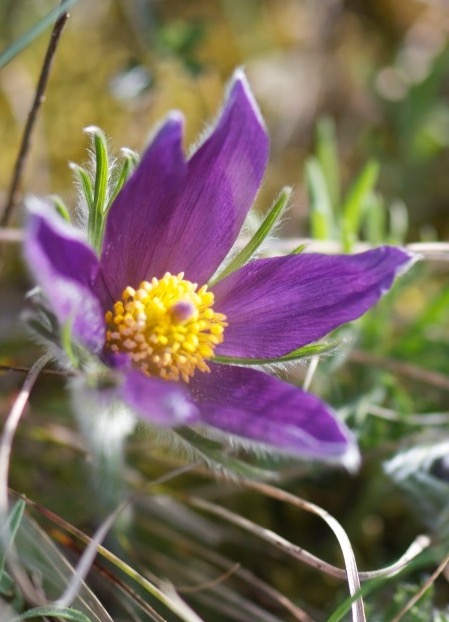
[{"x1": 104, "y1": 272, "x2": 227, "y2": 382}]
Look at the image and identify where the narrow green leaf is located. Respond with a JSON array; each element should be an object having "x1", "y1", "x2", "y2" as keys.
[
  {"x1": 341, "y1": 159, "x2": 379, "y2": 251},
  {"x1": 0, "y1": 500, "x2": 26, "y2": 580},
  {"x1": 0, "y1": 568, "x2": 14, "y2": 597},
  {"x1": 316, "y1": 117, "x2": 341, "y2": 210},
  {"x1": 209, "y1": 187, "x2": 292, "y2": 286},
  {"x1": 176, "y1": 428, "x2": 276, "y2": 478},
  {"x1": 69, "y1": 164, "x2": 93, "y2": 211},
  {"x1": 0, "y1": 0, "x2": 78, "y2": 69},
  {"x1": 13, "y1": 512, "x2": 113, "y2": 622},
  {"x1": 362, "y1": 192, "x2": 386, "y2": 244},
  {"x1": 61, "y1": 320, "x2": 78, "y2": 368},
  {"x1": 50, "y1": 196, "x2": 71, "y2": 223},
  {"x1": 305, "y1": 158, "x2": 334, "y2": 240},
  {"x1": 85, "y1": 127, "x2": 109, "y2": 252},
  {"x1": 388, "y1": 199, "x2": 409, "y2": 244},
  {"x1": 289, "y1": 242, "x2": 307, "y2": 255},
  {"x1": 105, "y1": 150, "x2": 138, "y2": 212},
  {"x1": 9, "y1": 606, "x2": 92, "y2": 621},
  {"x1": 213, "y1": 341, "x2": 338, "y2": 366}
]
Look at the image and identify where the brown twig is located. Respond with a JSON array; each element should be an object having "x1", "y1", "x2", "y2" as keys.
[
  {"x1": 349, "y1": 350, "x2": 449, "y2": 392},
  {"x1": 1, "y1": 2, "x2": 70, "y2": 226},
  {"x1": 0, "y1": 363, "x2": 66, "y2": 376}
]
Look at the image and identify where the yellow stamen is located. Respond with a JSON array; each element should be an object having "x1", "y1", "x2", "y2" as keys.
[{"x1": 104, "y1": 272, "x2": 227, "y2": 382}]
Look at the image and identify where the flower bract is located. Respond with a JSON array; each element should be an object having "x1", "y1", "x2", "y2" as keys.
[{"x1": 24, "y1": 69, "x2": 414, "y2": 466}]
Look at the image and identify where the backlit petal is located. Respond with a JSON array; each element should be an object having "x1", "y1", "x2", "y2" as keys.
[
  {"x1": 155, "y1": 70, "x2": 269, "y2": 284},
  {"x1": 100, "y1": 114, "x2": 187, "y2": 300},
  {"x1": 100, "y1": 70, "x2": 268, "y2": 295}
]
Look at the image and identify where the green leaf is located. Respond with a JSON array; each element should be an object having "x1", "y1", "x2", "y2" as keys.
[
  {"x1": 176, "y1": 428, "x2": 278, "y2": 479},
  {"x1": 362, "y1": 192, "x2": 386, "y2": 245},
  {"x1": 13, "y1": 512, "x2": 113, "y2": 621},
  {"x1": 105, "y1": 149, "x2": 139, "y2": 212},
  {"x1": 289, "y1": 242, "x2": 307, "y2": 255},
  {"x1": 61, "y1": 320, "x2": 78, "y2": 368},
  {"x1": 0, "y1": 0, "x2": 78, "y2": 69},
  {"x1": 9, "y1": 606, "x2": 92, "y2": 621},
  {"x1": 209, "y1": 187, "x2": 292, "y2": 286},
  {"x1": 85, "y1": 127, "x2": 109, "y2": 252},
  {"x1": 69, "y1": 164, "x2": 93, "y2": 211},
  {"x1": 316, "y1": 117, "x2": 341, "y2": 210},
  {"x1": 305, "y1": 158, "x2": 334, "y2": 240},
  {"x1": 213, "y1": 341, "x2": 338, "y2": 366},
  {"x1": 341, "y1": 159, "x2": 379, "y2": 251},
  {"x1": 50, "y1": 196, "x2": 71, "y2": 223},
  {"x1": 0, "y1": 500, "x2": 26, "y2": 581}
]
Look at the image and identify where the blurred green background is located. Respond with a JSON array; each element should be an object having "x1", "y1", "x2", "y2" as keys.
[
  {"x1": 2, "y1": 0, "x2": 449, "y2": 236},
  {"x1": 1, "y1": 1, "x2": 449, "y2": 621}
]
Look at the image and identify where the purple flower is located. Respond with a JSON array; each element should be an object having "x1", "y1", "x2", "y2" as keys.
[{"x1": 24, "y1": 70, "x2": 413, "y2": 465}]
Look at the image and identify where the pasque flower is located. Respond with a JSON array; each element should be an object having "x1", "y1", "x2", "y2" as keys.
[{"x1": 25, "y1": 70, "x2": 413, "y2": 465}]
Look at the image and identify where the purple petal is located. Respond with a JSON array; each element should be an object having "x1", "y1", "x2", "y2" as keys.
[
  {"x1": 25, "y1": 200, "x2": 107, "y2": 351},
  {"x1": 156, "y1": 70, "x2": 269, "y2": 284},
  {"x1": 213, "y1": 247, "x2": 414, "y2": 358},
  {"x1": 100, "y1": 114, "x2": 187, "y2": 300},
  {"x1": 121, "y1": 369, "x2": 199, "y2": 426},
  {"x1": 100, "y1": 70, "x2": 269, "y2": 296},
  {"x1": 189, "y1": 364, "x2": 358, "y2": 463}
]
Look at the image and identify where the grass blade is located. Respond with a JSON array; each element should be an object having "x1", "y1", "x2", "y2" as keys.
[
  {"x1": 9, "y1": 606, "x2": 92, "y2": 621},
  {"x1": 305, "y1": 158, "x2": 334, "y2": 240},
  {"x1": 0, "y1": 0, "x2": 78, "y2": 69},
  {"x1": 209, "y1": 187, "x2": 292, "y2": 285},
  {"x1": 342, "y1": 160, "x2": 379, "y2": 251},
  {"x1": 213, "y1": 341, "x2": 338, "y2": 366},
  {"x1": 0, "y1": 499, "x2": 25, "y2": 580},
  {"x1": 316, "y1": 117, "x2": 341, "y2": 211}
]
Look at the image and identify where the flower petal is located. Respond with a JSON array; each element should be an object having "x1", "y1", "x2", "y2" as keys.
[
  {"x1": 156, "y1": 70, "x2": 269, "y2": 284},
  {"x1": 100, "y1": 114, "x2": 187, "y2": 300},
  {"x1": 24, "y1": 199, "x2": 106, "y2": 351},
  {"x1": 189, "y1": 364, "x2": 358, "y2": 463},
  {"x1": 121, "y1": 369, "x2": 199, "y2": 426},
  {"x1": 100, "y1": 70, "x2": 269, "y2": 296},
  {"x1": 213, "y1": 247, "x2": 414, "y2": 358}
]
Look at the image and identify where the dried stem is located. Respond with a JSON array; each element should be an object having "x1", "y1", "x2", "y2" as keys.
[
  {"x1": 1, "y1": 2, "x2": 70, "y2": 226},
  {"x1": 0, "y1": 354, "x2": 51, "y2": 518},
  {"x1": 350, "y1": 350, "x2": 449, "y2": 392},
  {"x1": 390, "y1": 549, "x2": 449, "y2": 622},
  {"x1": 0, "y1": 364, "x2": 66, "y2": 376},
  {"x1": 238, "y1": 480, "x2": 367, "y2": 622},
  {"x1": 0, "y1": 354, "x2": 51, "y2": 608}
]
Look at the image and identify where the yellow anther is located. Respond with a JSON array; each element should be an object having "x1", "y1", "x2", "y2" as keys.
[{"x1": 104, "y1": 272, "x2": 227, "y2": 382}]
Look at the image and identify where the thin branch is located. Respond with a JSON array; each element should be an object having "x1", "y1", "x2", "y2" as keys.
[
  {"x1": 185, "y1": 496, "x2": 429, "y2": 582},
  {"x1": 1, "y1": 2, "x2": 70, "y2": 226},
  {"x1": 263, "y1": 239, "x2": 449, "y2": 262},
  {"x1": 1, "y1": 223, "x2": 449, "y2": 264},
  {"x1": 390, "y1": 549, "x2": 449, "y2": 622},
  {"x1": 349, "y1": 350, "x2": 449, "y2": 392},
  {"x1": 0, "y1": 228, "x2": 23, "y2": 242},
  {"x1": 243, "y1": 481, "x2": 366, "y2": 622},
  {"x1": 367, "y1": 404, "x2": 449, "y2": 426},
  {"x1": 0, "y1": 364, "x2": 67, "y2": 376}
]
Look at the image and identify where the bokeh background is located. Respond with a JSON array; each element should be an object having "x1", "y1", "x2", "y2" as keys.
[{"x1": 1, "y1": 1, "x2": 449, "y2": 621}]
